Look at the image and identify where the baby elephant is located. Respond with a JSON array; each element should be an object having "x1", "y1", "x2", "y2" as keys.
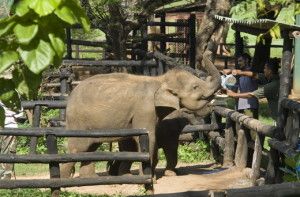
[{"x1": 108, "y1": 108, "x2": 204, "y2": 177}]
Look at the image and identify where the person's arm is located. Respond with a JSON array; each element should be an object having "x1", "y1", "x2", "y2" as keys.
[
  {"x1": 226, "y1": 89, "x2": 255, "y2": 99},
  {"x1": 232, "y1": 69, "x2": 258, "y2": 79},
  {"x1": 222, "y1": 69, "x2": 232, "y2": 75}
]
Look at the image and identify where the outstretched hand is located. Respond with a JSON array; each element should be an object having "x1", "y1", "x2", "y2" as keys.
[
  {"x1": 231, "y1": 69, "x2": 242, "y2": 75},
  {"x1": 222, "y1": 69, "x2": 232, "y2": 75},
  {"x1": 226, "y1": 89, "x2": 236, "y2": 97}
]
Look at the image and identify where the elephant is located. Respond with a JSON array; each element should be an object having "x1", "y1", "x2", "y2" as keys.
[
  {"x1": 108, "y1": 108, "x2": 206, "y2": 177},
  {"x1": 60, "y1": 51, "x2": 221, "y2": 179}
]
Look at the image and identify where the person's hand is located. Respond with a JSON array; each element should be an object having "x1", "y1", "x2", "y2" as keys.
[
  {"x1": 226, "y1": 89, "x2": 236, "y2": 97},
  {"x1": 231, "y1": 69, "x2": 241, "y2": 76},
  {"x1": 222, "y1": 69, "x2": 231, "y2": 75}
]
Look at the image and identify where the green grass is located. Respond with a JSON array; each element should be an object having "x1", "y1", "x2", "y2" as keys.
[
  {"x1": 0, "y1": 189, "x2": 123, "y2": 197},
  {"x1": 15, "y1": 162, "x2": 108, "y2": 177}
]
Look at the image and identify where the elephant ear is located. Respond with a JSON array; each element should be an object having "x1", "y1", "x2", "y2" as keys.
[{"x1": 154, "y1": 83, "x2": 180, "y2": 110}]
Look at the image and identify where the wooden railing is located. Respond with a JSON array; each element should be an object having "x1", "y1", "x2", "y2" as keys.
[{"x1": 0, "y1": 127, "x2": 152, "y2": 197}]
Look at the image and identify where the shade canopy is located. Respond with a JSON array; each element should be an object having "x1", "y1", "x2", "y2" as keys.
[{"x1": 214, "y1": 15, "x2": 300, "y2": 35}]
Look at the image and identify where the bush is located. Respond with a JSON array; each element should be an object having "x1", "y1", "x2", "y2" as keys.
[
  {"x1": 17, "y1": 109, "x2": 66, "y2": 154},
  {"x1": 178, "y1": 140, "x2": 211, "y2": 163}
]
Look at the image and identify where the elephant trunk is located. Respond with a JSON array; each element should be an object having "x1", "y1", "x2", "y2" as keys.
[{"x1": 201, "y1": 50, "x2": 221, "y2": 98}]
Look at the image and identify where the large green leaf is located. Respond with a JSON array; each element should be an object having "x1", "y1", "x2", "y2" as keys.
[
  {"x1": 49, "y1": 33, "x2": 65, "y2": 66},
  {"x1": 13, "y1": 23, "x2": 39, "y2": 44},
  {"x1": 0, "y1": 105, "x2": 4, "y2": 128},
  {"x1": 15, "y1": 0, "x2": 31, "y2": 17},
  {"x1": 69, "y1": 0, "x2": 90, "y2": 32},
  {"x1": 29, "y1": 0, "x2": 62, "y2": 17},
  {"x1": 269, "y1": 24, "x2": 281, "y2": 39},
  {"x1": 12, "y1": 67, "x2": 42, "y2": 99},
  {"x1": 19, "y1": 39, "x2": 55, "y2": 74},
  {"x1": 0, "y1": 78, "x2": 20, "y2": 110},
  {"x1": 0, "y1": 17, "x2": 16, "y2": 37},
  {"x1": 54, "y1": 1, "x2": 79, "y2": 25},
  {"x1": 0, "y1": 51, "x2": 19, "y2": 74},
  {"x1": 49, "y1": 33, "x2": 65, "y2": 58},
  {"x1": 54, "y1": 0, "x2": 90, "y2": 31}
]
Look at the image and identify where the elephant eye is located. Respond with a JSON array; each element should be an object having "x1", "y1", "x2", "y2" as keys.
[{"x1": 193, "y1": 85, "x2": 199, "y2": 90}]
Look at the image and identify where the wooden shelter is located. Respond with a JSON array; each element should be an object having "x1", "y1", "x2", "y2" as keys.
[{"x1": 144, "y1": 1, "x2": 206, "y2": 68}]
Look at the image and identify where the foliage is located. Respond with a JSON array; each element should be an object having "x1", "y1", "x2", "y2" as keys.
[
  {"x1": 0, "y1": 0, "x2": 90, "y2": 126},
  {"x1": 177, "y1": 140, "x2": 211, "y2": 163},
  {"x1": 256, "y1": 0, "x2": 298, "y2": 41},
  {"x1": 16, "y1": 109, "x2": 66, "y2": 154},
  {"x1": 0, "y1": 188, "x2": 124, "y2": 197},
  {"x1": 228, "y1": 0, "x2": 298, "y2": 45},
  {"x1": 158, "y1": 140, "x2": 211, "y2": 163},
  {"x1": 281, "y1": 153, "x2": 300, "y2": 182}
]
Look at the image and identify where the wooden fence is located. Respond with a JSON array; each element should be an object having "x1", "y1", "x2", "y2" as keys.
[
  {"x1": 1, "y1": 99, "x2": 299, "y2": 196},
  {"x1": 211, "y1": 106, "x2": 276, "y2": 185},
  {"x1": 0, "y1": 127, "x2": 152, "y2": 197}
]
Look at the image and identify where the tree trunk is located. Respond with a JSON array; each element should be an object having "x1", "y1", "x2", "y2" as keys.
[{"x1": 195, "y1": 0, "x2": 233, "y2": 69}]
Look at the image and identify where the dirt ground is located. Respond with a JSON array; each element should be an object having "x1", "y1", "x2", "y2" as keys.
[{"x1": 18, "y1": 162, "x2": 253, "y2": 196}]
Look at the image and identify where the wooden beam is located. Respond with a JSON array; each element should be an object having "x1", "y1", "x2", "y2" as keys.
[
  {"x1": 214, "y1": 106, "x2": 276, "y2": 137},
  {"x1": 0, "y1": 175, "x2": 152, "y2": 189},
  {"x1": 0, "y1": 152, "x2": 149, "y2": 163}
]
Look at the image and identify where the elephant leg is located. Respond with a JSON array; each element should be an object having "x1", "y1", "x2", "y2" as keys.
[
  {"x1": 108, "y1": 160, "x2": 121, "y2": 176},
  {"x1": 60, "y1": 162, "x2": 75, "y2": 178},
  {"x1": 131, "y1": 108, "x2": 157, "y2": 193},
  {"x1": 79, "y1": 140, "x2": 101, "y2": 178},
  {"x1": 60, "y1": 137, "x2": 81, "y2": 178},
  {"x1": 117, "y1": 138, "x2": 137, "y2": 175},
  {"x1": 163, "y1": 141, "x2": 179, "y2": 176}
]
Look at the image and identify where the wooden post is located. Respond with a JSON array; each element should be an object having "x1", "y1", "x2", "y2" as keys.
[
  {"x1": 266, "y1": 31, "x2": 293, "y2": 183},
  {"x1": 139, "y1": 133, "x2": 153, "y2": 194},
  {"x1": 210, "y1": 112, "x2": 223, "y2": 163},
  {"x1": 251, "y1": 133, "x2": 263, "y2": 184},
  {"x1": 223, "y1": 117, "x2": 235, "y2": 167},
  {"x1": 66, "y1": 28, "x2": 72, "y2": 59},
  {"x1": 234, "y1": 31, "x2": 243, "y2": 67},
  {"x1": 160, "y1": 13, "x2": 166, "y2": 53},
  {"x1": 131, "y1": 30, "x2": 137, "y2": 60},
  {"x1": 284, "y1": 110, "x2": 300, "y2": 149},
  {"x1": 75, "y1": 45, "x2": 79, "y2": 59},
  {"x1": 30, "y1": 105, "x2": 41, "y2": 154},
  {"x1": 188, "y1": 14, "x2": 196, "y2": 69},
  {"x1": 291, "y1": 111, "x2": 300, "y2": 148},
  {"x1": 277, "y1": 32, "x2": 293, "y2": 135},
  {"x1": 59, "y1": 68, "x2": 70, "y2": 120},
  {"x1": 234, "y1": 125, "x2": 248, "y2": 169},
  {"x1": 46, "y1": 134, "x2": 60, "y2": 197}
]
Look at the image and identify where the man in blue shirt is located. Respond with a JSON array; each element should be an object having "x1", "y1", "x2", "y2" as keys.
[{"x1": 224, "y1": 53, "x2": 259, "y2": 119}]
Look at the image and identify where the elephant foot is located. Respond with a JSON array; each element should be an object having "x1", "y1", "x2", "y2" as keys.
[
  {"x1": 79, "y1": 162, "x2": 97, "y2": 178},
  {"x1": 60, "y1": 163, "x2": 75, "y2": 178},
  {"x1": 164, "y1": 169, "x2": 177, "y2": 176}
]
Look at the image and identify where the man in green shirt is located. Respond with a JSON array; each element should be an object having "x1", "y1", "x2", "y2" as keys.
[{"x1": 226, "y1": 58, "x2": 280, "y2": 121}]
